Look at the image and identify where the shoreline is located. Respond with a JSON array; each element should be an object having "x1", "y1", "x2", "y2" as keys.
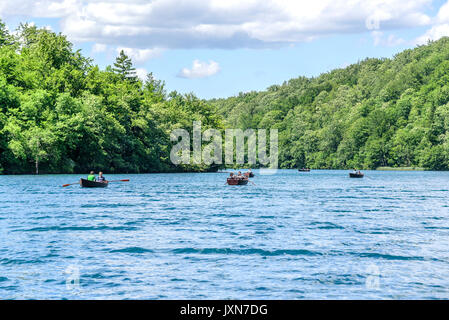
[
  {"x1": 1, "y1": 168, "x2": 446, "y2": 176},
  {"x1": 375, "y1": 167, "x2": 428, "y2": 171}
]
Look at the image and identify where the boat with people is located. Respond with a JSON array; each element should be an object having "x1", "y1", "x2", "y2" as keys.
[
  {"x1": 80, "y1": 178, "x2": 108, "y2": 188},
  {"x1": 226, "y1": 171, "x2": 249, "y2": 185},
  {"x1": 298, "y1": 168, "x2": 311, "y2": 172},
  {"x1": 62, "y1": 171, "x2": 129, "y2": 188},
  {"x1": 349, "y1": 170, "x2": 364, "y2": 178},
  {"x1": 227, "y1": 177, "x2": 249, "y2": 185}
]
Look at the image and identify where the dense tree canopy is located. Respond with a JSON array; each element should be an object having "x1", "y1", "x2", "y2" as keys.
[
  {"x1": 211, "y1": 38, "x2": 449, "y2": 170},
  {"x1": 0, "y1": 21, "x2": 222, "y2": 174}
]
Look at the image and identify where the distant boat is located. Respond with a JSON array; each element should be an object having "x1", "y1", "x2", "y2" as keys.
[
  {"x1": 298, "y1": 168, "x2": 311, "y2": 172},
  {"x1": 227, "y1": 177, "x2": 249, "y2": 185},
  {"x1": 80, "y1": 178, "x2": 108, "y2": 188},
  {"x1": 349, "y1": 172, "x2": 364, "y2": 178}
]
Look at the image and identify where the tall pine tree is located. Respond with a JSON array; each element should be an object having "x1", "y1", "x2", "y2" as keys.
[
  {"x1": 0, "y1": 19, "x2": 11, "y2": 46},
  {"x1": 112, "y1": 50, "x2": 137, "y2": 81}
]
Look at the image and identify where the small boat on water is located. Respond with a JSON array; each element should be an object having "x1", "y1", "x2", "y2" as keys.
[
  {"x1": 298, "y1": 168, "x2": 311, "y2": 172},
  {"x1": 227, "y1": 178, "x2": 249, "y2": 185},
  {"x1": 80, "y1": 178, "x2": 108, "y2": 188},
  {"x1": 349, "y1": 172, "x2": 364, "y2": 178}
]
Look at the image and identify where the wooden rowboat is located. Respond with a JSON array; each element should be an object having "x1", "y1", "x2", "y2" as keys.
[
  {"x1": 80, "y1": 178, "x2": 108, "y2": 188},
  {"x1": 349, "y1": 172, "x2": 364, "y2": 178},
  {"x1": 298, "y1": 168, "x2": 311, "y2": 172},
  {"x1": 227, "y1": 178, "x2": 249, "y2": 185}
]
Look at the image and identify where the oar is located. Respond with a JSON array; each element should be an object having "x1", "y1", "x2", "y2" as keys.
[
  {"x1": 249, "y1": 180, "x2": 256, "y2": 186},
  {"x1": 62, "y1": 182, "x2": 79, "y2": 187},
  {"x1": 107, "y1": 179, "x2": 130, "y2": 183}
]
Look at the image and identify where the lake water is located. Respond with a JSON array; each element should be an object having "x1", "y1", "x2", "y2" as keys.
[{"x1": 0, "y1": 170, "x2": 448, "y2": 299}]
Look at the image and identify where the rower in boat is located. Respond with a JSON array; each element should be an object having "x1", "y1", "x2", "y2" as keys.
[
  {"x1": 97, "y1": 171, "x2": 107, "y2": 182},
  {"x1": 85, "y1": 170, "x2": 108, "y2": 185},
  {"x1": 349, "y1": 169, "x2": 364, "y2": 178},
  {"x1": 227, "y1": 172, "x2": 249, "y2": 185},
  {"x1": 80, "y1": 170, "x2": 108, "y2": 187},
  {"x1": 246, "y1": 169, "x2": 255, "y2": 177},
  {"x1": 87, "y1": 171, "x2": 96, "y2": 181}
]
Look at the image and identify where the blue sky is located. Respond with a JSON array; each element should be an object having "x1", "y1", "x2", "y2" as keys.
[{"x1": 2, "y1": 0, "x2": 449, "y2": 99}]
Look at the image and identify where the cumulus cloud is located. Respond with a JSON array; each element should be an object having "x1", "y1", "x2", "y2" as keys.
[
  {"x1": 92, "y1": 43, "x2": 107, "y2": 53},
  {"x1": 0, "y1": 0, "x2": 434, "y2": 50},
  {"x1": 371, "y1": 31, "x2": 405, "y2": 47},
  {"x1": 418, "y1": 24, "x2": 449, "y2": 44},
  {"x1": 178, "y1": 60, "x2": 220, "y2": 79},
  {"x1": 116, "y1": 47, "x2": 164, "y2": 64},
  {"x1": 416, "y1": 0, "x2": 449, "y2": 44},
  {"x1": 0, "y1": 0, "x2": 77, "y2": 18},
  {"x1": 135, "y1": 68, "x2": 148, "y2": 81}
]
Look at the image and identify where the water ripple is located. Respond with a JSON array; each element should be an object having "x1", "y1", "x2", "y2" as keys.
[{"x1": 1, "y1": 170, "x2": 449, "y2": 299}]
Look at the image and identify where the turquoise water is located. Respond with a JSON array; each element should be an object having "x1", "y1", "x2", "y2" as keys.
[{"x1": 0, "y1": 170, "x2": 448, "y2": 299}]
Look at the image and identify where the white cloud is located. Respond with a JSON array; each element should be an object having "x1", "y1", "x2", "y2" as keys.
[
  {"x1": 417, "y1": 0, "x2": 449, "y2": 44},
  {"x1": 371, "y1": 31, "x2": 405, "y2": 47},
  {"x1": 135, "y1": 68, "x2": 148, "y2": 81},
  {"x1": 92, "y1": 43, "x2": 107, "y2": 53},
  {"x1": 116, "y1": 47, "x2": 164, "y2": 64},
  {"x1": 0, "y1": 0, "x2": 434, "y2": 49},
  {"x1": 178, "y1": 60, "x2": 220, "y2": 79},
  {"x1": 417, "y1": 24, "x2": 449, "y2": 44},
  {"x1": 0, "y1": 0, "x2": 77, "y2": 18}
]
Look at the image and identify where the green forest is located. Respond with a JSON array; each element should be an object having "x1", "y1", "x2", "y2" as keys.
[
  {"x1": 212, "y1": 38, "x2": 449, "y2": 170},
  {"x1": 0, "y1": 21, "x2": 223, "y2": 174},
  {"x1": 1, "y1": 20, "x2": 449, "y2": 173}
]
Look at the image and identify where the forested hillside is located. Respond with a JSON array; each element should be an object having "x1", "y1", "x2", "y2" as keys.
[
  {"x1": 0, "y1": 21, "x2": 222, "y2": 174},
  {"x1": 2, "y1": 19, "x2": 449, "y2": 174},
  {"x1": 211, "y1": 37, "x2": 449, "y2": 170}
]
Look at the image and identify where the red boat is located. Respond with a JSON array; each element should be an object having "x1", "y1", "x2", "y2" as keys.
[{"x1": 227, "y1": 177, "x2": 249, "y2": 185}]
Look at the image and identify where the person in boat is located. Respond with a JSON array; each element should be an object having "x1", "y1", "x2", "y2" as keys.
[
  {"x1": 237, "y1": 171, "x2": 244, "y2": 179},
  {"x1": 87, "y1": 171, "x2": 96, "y2": 181},
  {"x1": 229, "y1": 172, "x2": 235, "y2": 178},
  {"x1": 97, "y1": 171, "x2": 106, "y2": 182}
]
